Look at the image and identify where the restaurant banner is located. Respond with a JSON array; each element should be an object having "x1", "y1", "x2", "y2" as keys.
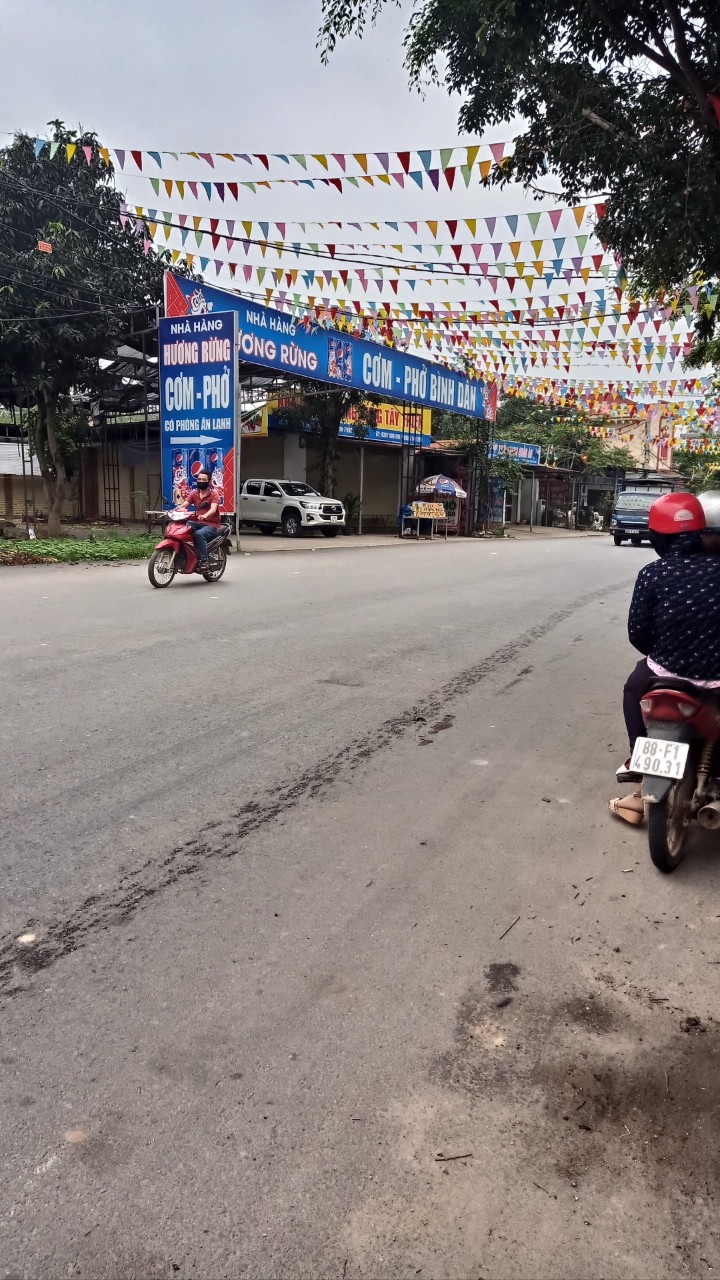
[
  {"x1": 165, "y1": 272, "x2": 485, "y2": 420},
  {"x1": 159, "y1": 309, "x2": 237, "y2": 511}
]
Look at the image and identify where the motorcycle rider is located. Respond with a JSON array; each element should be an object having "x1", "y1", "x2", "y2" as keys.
[
  {"x1": 610, "y1": 491, "x2": 720, "y2": 824},
  {"x1": 180, "y1": 468, "x2": 221, "y2": 571},
  {"x1": 699, "y1": 490, "x2": 720, "y2": 556}
]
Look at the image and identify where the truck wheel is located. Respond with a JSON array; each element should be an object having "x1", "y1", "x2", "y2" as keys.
[
  {"x1": 321, "y1": 527, "x2": 340, "y2": 537},
  {"x1": 282, "y1": 510, "x2": 302, "y2": 538},
  {"x1": 630, "y1": 537, "x2": 642, "y2": 546},
  {"x1": 613, "y1": 534, "x2": 624, "y2": 546}
]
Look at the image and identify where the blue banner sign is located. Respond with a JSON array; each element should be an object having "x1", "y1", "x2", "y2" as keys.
[
  {"x1": 490, "y1": 438, "x2": 541, "y2": 466},
  {"x1": 165, "y1": 273, "x2": 485, "y2": 420},
  {"x1": 265, "y1": 398, "x2": 431, "y2": 448},
  {"x1": 159, "y1": 310, "x2": 238, "y2": 512}
]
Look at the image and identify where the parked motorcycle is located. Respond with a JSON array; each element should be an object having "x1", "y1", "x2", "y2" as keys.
[
  {"x1": 147, "y1": 511, "x2": 232, "y2": 588},
  {"x1": 631, "y1": 680, "x2": 720, "y2": 872}
]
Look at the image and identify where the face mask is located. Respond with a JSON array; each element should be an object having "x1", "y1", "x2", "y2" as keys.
[{"x1": 197, "y1": 480, "x2": 210, "y2": 490}]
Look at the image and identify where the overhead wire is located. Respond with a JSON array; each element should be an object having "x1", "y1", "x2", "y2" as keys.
[{"x1": 0, "y1": 155, "x2": 689, "y2": 375}]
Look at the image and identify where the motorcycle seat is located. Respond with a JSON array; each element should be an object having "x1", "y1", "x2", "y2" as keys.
[{"x1": 649, "y1": 677, "x2": 719, "y2": 700}]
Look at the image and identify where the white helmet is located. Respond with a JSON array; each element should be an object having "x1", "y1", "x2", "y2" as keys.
[{"x1": 699, "y1": 490, "x2": 720, "y2": 533}]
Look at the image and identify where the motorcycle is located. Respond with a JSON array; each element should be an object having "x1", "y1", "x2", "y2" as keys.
[
  {"x1": 147, "y1": 511, "x2": 233, "y2": 588},
  {"x1": 630, "y1": 680, "x2": 720, "y2": 872}
]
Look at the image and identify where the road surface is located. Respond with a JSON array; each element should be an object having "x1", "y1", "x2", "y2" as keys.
[{"x1": 2, "y1": 538, "x2": 720, "y2": 1279}]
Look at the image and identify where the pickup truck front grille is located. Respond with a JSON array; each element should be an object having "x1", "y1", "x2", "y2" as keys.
[{"x1": 321, "y1": 504, "x2": 344, "y2": 517}]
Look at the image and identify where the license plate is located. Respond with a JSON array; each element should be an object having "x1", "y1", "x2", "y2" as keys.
[
  {"x1": 630, "y1": 736, "x2": 690, "y2": 779},
  {"x1": 626, "y1": 527, "x2": 641, "y2": 533},
  {"x1": 331, "y1": 516, "x2": 338, "y2": 522}
]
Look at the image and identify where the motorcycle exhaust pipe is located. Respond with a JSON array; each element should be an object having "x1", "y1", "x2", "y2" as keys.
[{"x1": 698, "y1": 801, "x2": 720, "y2": 831}]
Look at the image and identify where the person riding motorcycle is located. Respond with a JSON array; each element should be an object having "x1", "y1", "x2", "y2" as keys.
[
  {"x1": 610, "y1": 491, "x2": 720, "y2": 824},
  {"x1": 699, "y1": 489, "x2": 720, "y2": 556},
  {"x1": 180, "y1": 468, "x2": 222, "y2": 571}
]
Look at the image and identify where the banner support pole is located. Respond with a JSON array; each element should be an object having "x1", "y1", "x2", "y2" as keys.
[
  {"x1": 358, "y1": 443, "x2": 365, "y2": 538},
  {"x1": 234, "y1": 323, "x2": 242, "y2": 553}
]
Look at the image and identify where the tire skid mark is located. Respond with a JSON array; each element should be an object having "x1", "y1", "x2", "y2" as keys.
[{"x1": 0, "y1": 585, "x2": 613, "y2": 998}]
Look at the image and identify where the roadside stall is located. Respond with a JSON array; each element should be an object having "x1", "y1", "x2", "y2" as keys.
[
  {"x1": 400, "y1": 499, "x2": 447, "y2": 539},
  {"x1": 414, "y1": 474, "x2": 468, "y2": 536}
]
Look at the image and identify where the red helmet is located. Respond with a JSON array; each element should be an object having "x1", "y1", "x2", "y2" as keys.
[{"x1": 648, "y1": 491, "x2": 706, "y2": 534}]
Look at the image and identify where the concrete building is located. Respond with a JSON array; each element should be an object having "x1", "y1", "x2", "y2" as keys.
[{"x1": 1, "y1": 417, "x2": 417, "y2": 533}]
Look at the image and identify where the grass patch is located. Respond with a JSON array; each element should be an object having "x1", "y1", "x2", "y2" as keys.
[{"x1": 0, "y1": 534, "x2": 158, "y2": 565}]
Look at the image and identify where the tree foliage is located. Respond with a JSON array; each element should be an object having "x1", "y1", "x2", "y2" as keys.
[
  {"x1": 432, "y1": 409, "x2": 523, "y2": 488},
  {"x1": 433, "y1": 400, "x2": 633, "y2": 474},
  {"x1": 0, "y1": 123, "x2": 184, "y2": 533},
  {"x1": 496, "y1": 397, "x2": 634, "y2": 471},
  {"x1": 319, "y1": 1, "x2": 720, "y2": 363},
  {"x1": 673, "y1": 448, "x2": 720, "y2": 491}
]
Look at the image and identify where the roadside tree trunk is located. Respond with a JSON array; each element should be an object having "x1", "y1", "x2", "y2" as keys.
[
  {"x1": 318, "y1": 429, "x2": 340, "y2": 497},
  {"x1": 313, "y1": 390, "x2": 370, "y2": 496},
  {"x1": 34, "y1": 387, "x2": 70, "y2": 536}
]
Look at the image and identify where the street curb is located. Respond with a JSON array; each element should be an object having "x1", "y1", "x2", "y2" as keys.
[{"x1": 0, "y1": 530, "x2": 610, "y2": 566}]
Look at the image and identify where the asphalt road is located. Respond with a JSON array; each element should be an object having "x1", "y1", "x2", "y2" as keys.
[{"x1": 2, "y1": 537, "x2": 720, "y2": 1280}]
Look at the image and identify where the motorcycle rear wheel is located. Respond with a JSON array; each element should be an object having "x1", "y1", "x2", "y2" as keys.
[
  {"x1": 202, "y1": 547, "x2": 227, "y2": 582},
  {"x1": 647, "y1": 769, "x2": 694, "y2": 873},
  {"x1": 148, "y1": 548, "x2": 177, "y2": 588}
]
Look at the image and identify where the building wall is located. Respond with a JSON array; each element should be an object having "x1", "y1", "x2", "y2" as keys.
[
  {"x1": 2, "y1": 430, "x2": 404, "y2": 527},
  {"x1": 282, "y1": 432, "x2": 307, "y2": 483},
  {"x1": 79, "y1": 447, "x2": 161, "y2": 523},
  {"x1": 358, "y1": 448, "x2": 401, "y2": 518},
  {"x1": 240, "y1": 433, "x2": 285, "y2": 479},
  {"x1": 604, "y1": 415, "x2": 673, "y2": 472},
  {"x1": 1, "y1": 473, "x2": 45, "y2": 521},
  {"x1": 305, "y1": 440, "x2": 400, "y2": 520}
]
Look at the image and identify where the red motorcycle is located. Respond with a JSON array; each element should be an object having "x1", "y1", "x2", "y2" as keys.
[
  {"x1": 147, "y1": 511, "x2": 232, "y2": 588},
  {"x1": 632, "y1": 680, "x2": 720, "y2": 872}
]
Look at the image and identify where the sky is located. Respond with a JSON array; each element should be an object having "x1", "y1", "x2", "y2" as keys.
[
  {"x1": 0, "y1": 0, "x2": 697, "y2": 401},
  {"x1": 0, "y1": 0, "x2": 525, "y2": 215}
]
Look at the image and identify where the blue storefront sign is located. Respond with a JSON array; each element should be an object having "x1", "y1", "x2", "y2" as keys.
[
  {"x1": 159, "y1": 310, "x2": 238, "y2": 512},
  {"x1": 490, "y1": 439, "x2": 542, "y2": 466},
  {"x1": 165, "y1": 273, "x2": 485, "y2": 420},
  {"x1": 337, "y1": 420, "x2": 427, "y2": 446}
]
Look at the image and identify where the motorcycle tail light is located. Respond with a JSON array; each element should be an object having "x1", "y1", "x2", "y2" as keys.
[{"x1": 641, "y1": 690, "x2": 702, "y2": 721}]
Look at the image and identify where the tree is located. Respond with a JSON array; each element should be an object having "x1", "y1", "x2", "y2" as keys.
[
  {"x1": 271, "y1": 388, "x2": 378, "y2": 495},
  {"x1": 319, "y1": 2, "x2": 720, "y2": 364},
  {"x1": 0, "y1": 124, "x2": 183, "y2": 534},
  {"x1": 433, "y1": 408, "x2": 522, "y2": 487},
  {"x1": 495, "y1": 397, "x2": 634, "y2": 471},
  {"x1": 673, "y1": 447, "x2": 720, "y2": 491},
  {"x1": 434, "y1": 401, "x2": 632, "y2": 472},
  {"x1": 673, "y1": 376, "x2": 720, "y2": 486},
  {"x1": 431, "y1": 410, "x2": 523, "y2": 531}
]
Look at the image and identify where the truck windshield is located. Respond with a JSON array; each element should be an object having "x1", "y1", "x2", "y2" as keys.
[
  {"x1": 615, "y1": 494, "x2": 654, "y2": 512},
  {"x1": 280, "y1": 483, "x2": 319, "y2": 497}
]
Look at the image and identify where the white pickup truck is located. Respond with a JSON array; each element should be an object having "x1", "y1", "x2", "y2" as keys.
[{"x1": 238, "y1": 479, "x2": 346, "y2": 538}]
